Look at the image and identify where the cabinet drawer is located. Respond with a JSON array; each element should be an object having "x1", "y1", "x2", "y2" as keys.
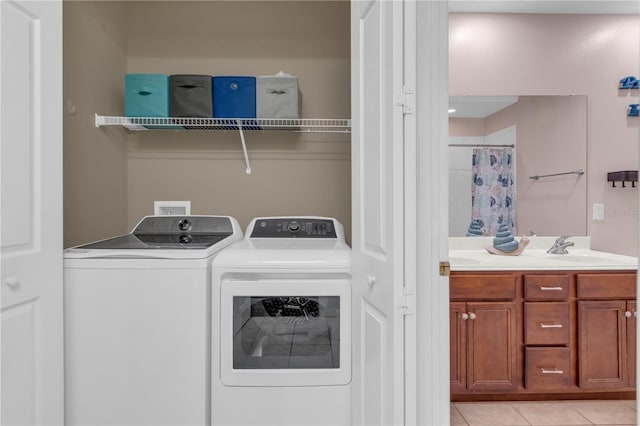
[
  {"x1": 450, "y1": 274, "x2": 516, "y2": 300},
  {"x1": 524, "y1": 275, "x2": 570, "y2": 300},
  {"x1": 525, "y1": 347, "x2": 573, "y2": 390},
  {"x1": 577, "y1": 274, "x2": 636, "y2": 299},
  {"x1": 524, "y1": 302, "x2": 570, "y2": 345}
]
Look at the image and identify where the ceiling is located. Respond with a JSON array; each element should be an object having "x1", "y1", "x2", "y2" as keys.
[
  {"x1": 448, "y1": 96, "x2": 519, "y2": 118},
  {"x1": 448, "y1": 1, "x2": 640, "y2": 14}
]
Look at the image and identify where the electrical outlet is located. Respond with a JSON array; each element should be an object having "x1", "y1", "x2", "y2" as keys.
[
  {"x1": 592, "y1": 203, "x2": 605, "y2": 221},
  {"x1": 154, "y1": 201, "x2": 191, "y2": 216}
]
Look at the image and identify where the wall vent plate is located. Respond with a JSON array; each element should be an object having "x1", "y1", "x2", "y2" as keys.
[{"x1": 154, "y1": 201, "x2": 191, "y2": 216}]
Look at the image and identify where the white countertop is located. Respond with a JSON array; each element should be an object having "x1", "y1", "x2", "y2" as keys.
[{"x1": 449, "y1": 236, "x2": 638, "y2": 271}]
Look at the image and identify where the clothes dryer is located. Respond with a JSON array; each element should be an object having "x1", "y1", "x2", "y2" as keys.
[
  {"x1": 64, "y1": 215, "x2": 242, "y2": 426},
  {"x1": 211, "y1": 217, "x2": 351, "y2": 426}
]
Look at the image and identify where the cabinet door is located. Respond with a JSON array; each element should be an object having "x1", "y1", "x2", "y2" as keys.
[
  {"x1": 627, "y1": 301, "x2": 636, "y2": 388},
  {"x1": 450, "y1": 302, "x2": 467, "y2": 392},
  {"x1": 466, "y1": 302, "x2": 517, "y2": 391},
  {"x1": 578, "y1": 300, "x2": 628, "y2": 388}
]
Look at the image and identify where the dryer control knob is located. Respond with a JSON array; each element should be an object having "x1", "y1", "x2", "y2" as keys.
[{"x1": 288, "y1": 221, "x2": 300, "y2": 232}]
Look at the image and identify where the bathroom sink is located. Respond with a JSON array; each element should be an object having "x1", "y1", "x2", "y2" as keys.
[
  {"x1": 545, "y1": 254, "x2": 618, "y2": 263},
  {"x1": 448, "y1": 237, "x2": 638, "y2": 271},
  {"x1": 543, "y1": 250, "x2": 638, "y2": 266},
  {"x1": 449, "y1": 256, "x2": 481, "y2": 265}
]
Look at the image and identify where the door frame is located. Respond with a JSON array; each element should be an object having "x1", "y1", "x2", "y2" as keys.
[{"x1": 413, "y1": 1, "x2": 450, "y2": 425}]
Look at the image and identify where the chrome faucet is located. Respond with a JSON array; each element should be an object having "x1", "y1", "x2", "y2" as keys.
[{"x1": 547, "y1": 236, "x2": 574, "y2": 254}]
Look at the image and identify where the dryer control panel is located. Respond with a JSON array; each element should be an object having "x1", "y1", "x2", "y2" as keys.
[{"x1": 250, "y1": 218, "x2": 337, "y2": 238}]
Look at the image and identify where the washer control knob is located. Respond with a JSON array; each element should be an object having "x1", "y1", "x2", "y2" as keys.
[
  {"x1": 179, "y1": 235, "x2": 192, "y2": 244},
  {"x1": 288, "y1": 221, "x2": 300, "y2": 232},
  {"x1": 178, "y1": 219, "x2": 192, "y2": 231}
]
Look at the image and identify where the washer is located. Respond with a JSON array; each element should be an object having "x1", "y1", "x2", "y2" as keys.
[
  {"x1": 211, "y1": 216, "x2": 351, "y2": 426},
  {"x1": 64, "y1": 215, "x2": 243, "y2": 426}
]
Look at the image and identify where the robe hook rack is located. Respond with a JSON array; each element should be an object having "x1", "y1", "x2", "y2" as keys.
[{"x1": 607, "y1": 170, "x2": 638, "y2": 188}]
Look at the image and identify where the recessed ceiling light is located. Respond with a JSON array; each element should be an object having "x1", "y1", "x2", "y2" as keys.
[{"x1": 448, "y1": 108, "x2": 456, "y2": 114}]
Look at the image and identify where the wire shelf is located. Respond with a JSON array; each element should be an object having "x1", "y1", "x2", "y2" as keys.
[{"x1": 95, "y1": 115, "x2": 351, "y2": 134}]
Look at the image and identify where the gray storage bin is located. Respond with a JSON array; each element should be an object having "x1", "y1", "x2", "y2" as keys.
[
  {"x1": 170, "y1": 75, "x2": 213, "y2": 117},
  {"x1": 256, "y1": 75, "x2": 299, "y2": 119}
]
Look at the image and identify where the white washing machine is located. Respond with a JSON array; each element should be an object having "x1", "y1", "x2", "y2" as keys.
[
  {"x1": 211, "y1": 216, "x2": 351, "y2": 426},
  {"x1": 64, "y1": 215, "x2": 243, "y2": 426}
]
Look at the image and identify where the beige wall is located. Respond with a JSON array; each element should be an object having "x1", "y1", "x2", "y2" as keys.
[
  {"x1": 450, "y1": 13, "x2": 640, "y2": 256},
  {"x1": 63, "y1": 1, "x2": 351, "y2": 247},
  {"x1": 63, "y1": 2, "x2": 128, "y2": 247},
  {"x1": 123, "y1": 1, "x2": 351, "y2": 240}
]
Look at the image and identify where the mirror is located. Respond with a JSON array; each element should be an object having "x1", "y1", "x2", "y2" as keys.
[{"x1": 449, "y1": 95, "x2": 588, "y2": 237}]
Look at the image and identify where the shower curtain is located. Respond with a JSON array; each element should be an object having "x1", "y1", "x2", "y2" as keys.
[{"x1": 471, "y1": 148, "x2": 516, "y2": 236}]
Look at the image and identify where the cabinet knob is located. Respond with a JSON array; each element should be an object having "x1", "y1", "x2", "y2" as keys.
[
  {"x1": 625, "y1": 311, "x2": 633, "y2": 318},
  {"x1": 461, "y1": 313, "x2": 469, "y2": 320},
  {"x1": 468, "y1": 312, "x2": 476, "y2": 320},
  {"x1": 4, "y1": 276, "x2": 19, "y2": 289}
]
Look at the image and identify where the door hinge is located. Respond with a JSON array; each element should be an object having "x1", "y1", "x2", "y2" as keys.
[
  {"x1": 398, "y1": 287, "x2": 416, "y2": 316},
  {"x1": 395, "y1": 87, "x2": 415, "y2": 115},
  {"x1": 439, "y1": 261, "x2": 451, "y2": 277}
]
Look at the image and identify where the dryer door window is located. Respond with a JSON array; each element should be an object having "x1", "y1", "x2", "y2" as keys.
[
  {"x1": 220, "y1": 278, "x2": 351, "y2": 387},
  {"x1": 233, "y1": 296, "x2": 340, "y2": 370}
]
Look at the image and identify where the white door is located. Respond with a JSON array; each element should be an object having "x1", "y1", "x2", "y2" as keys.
[
  {"x1": 351, "y1": 1, "x2": 407, "y2": 425},
  {"x1": 1, "y1": 1, "x2": 64, "y2": 425}
]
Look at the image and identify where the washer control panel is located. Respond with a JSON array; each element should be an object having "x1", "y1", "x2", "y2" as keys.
[
  {"x1": 133, "y1": 216, "x2": 234, "y2": 235},
  {"x1": 250, "y1": 218, "x2": 337, "y2": 238}
]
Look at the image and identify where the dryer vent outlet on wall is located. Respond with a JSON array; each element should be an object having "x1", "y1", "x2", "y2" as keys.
[{"x1": 154, "y1": 201, "x2": 191, "y2": 216}]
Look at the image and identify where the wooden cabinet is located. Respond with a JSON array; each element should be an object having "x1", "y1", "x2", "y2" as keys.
[
  {"x1": 523, "y1": 274, "x2": 573, "y2": 391},
  {"x1": 451, "y1": 269, "x2": 637, "y2": 400},
  {"x1": 577, "y1": 273, "x2": 637, "y2": 389},
  {"x1": 450, "y1": 274, "x2": 517, "y2": 393},
  {"x1": 525, "y1": 347, "x2": 572, "y2": 390},
  {"x1": 450, "y1": 301, "x2": 467, "y2": 391},
  {"x1": 629, "y1": 300, "x2": 636, "y2": 388}
]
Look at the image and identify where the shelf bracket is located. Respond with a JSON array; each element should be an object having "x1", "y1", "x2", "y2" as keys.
[{"x1": 236, "y1": 119, "x2": 252, "y2": 175}]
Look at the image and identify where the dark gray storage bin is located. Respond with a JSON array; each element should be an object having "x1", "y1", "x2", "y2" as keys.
[{"x1": 170, "y1": 75, "x2": 213, "y2": 117}]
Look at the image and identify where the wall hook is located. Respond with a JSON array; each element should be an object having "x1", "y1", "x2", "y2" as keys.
[{"x1": 607, "y1": 171, "x2": 638, "y2": 188}]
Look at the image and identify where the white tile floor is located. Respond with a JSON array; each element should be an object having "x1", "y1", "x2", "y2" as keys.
[{"x1": 451, "y1": 400, "x2": 637, "y2": 426}]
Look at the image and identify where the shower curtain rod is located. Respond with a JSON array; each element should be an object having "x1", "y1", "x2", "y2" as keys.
[{"x1": 448, "y1": 143, "x2": 515, "y2": 148}]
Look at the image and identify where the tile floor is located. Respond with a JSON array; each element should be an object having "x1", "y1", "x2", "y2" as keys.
[{"x1": 451, "y1": 400, "x2": 637, "y2": 426}]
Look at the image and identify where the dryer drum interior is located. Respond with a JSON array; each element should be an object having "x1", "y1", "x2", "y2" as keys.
[{"x1": 234, "y1": 295, "x2": 340, "y2": 368}]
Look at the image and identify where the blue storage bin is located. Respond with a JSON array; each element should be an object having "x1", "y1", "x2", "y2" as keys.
[
  {"x1": 125, "y1": 74, "x2": 170, "y2": 117},
  {"x1": 213, "y1": 76, "x2": 256, "y2": 118}
]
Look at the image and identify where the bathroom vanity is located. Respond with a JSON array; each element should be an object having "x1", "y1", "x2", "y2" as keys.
[{"x1": 449, "y1": 237, "x2": 638, "y2": 401}]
